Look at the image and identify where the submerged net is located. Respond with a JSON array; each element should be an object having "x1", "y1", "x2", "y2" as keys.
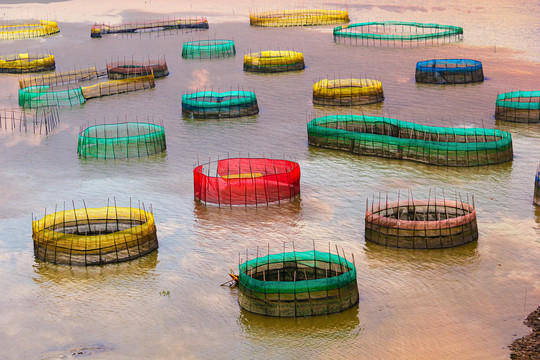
[
  {"x1": 78, "y1": 122, "x2": 166, "y2": 159},
  {"x1": 182, "y1": 90, "x2": 259, "y2": 118},
  {"x1": 307, "y1": 114, "x2": 513, "y2": 166},
  {"x1": 0, "y1": 107, "x2": 59, "y2": 135},
  {"x1": 249, "y1": 9, "x2": 349, "y2": 27},
  {"x1": 0, "y1": 53, "x2": 55, "y2": 73},
  {"x1": 182, "y1": 40, "x2": 236, "y2": 59},
  {"x1": 193, "y1": 157, "x2": 301, "y2": 206},
  {"x1": 107, "y1": 58, "x2": 169, "y2": 79},
  {"x1": 0, "y1": 20, "x2": 59, "y2": 40},
  {"x1": 244, "y1": 50, "x2": 305, "y2": 73},
  {"x1": 416, "y1": 59, "x2": 484, "y2": 84},
  {"x1": 365, "y1": 194, "x2": 478, "y2": 248},
  {"x1": 313, "y1": 79, "x2": 384, "y2": 105},
  {"x1": 535, "y1": 165, "x2": 540, "y2": 206},
  {"x1": 334, "y1": 21, "x2": 463, "y2": 46},
  {"x1": 238, "y1": 249, "x2": 358, "y2": 317},
  {"x1": 91, "y1": 17, "x2": 208, "y2": 37},
  {"x1": 32, "y1": 205, "x2": 158, "y2": 265},
  {"x1": 495, "y1": 91, "x2": 540, "y2": 123}
]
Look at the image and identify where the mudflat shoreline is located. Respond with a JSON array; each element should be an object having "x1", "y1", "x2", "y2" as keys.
[{"x1": 509, "y1": 306, "x2": 540, "y2": 359}]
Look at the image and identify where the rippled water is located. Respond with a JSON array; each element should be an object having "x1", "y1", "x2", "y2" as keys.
[{"x1": 0, "y1": 0, "x2": 539, "y2": 359}]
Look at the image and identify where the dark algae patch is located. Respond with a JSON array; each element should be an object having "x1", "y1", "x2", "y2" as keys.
[{"x1": 509, "y1": 306, "x2": 540, "y2": 359}]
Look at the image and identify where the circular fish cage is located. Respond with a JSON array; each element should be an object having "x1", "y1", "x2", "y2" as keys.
[
  {"x1": 193, "y1": 157, "x2": 301, "y2": 206},
  {"x1": 0, "y1": 20, "x2": 59, "y2": 40},
  {"x1": 107, "y1": 59, "x2": 169, "y2": 79},
  {"x1": 244, "y1": 50, "x2": 305, "y2": 73},
  {"x1": 19, "y1": 85, "x2": 86, "y2": 108},
  {"x1": 534, "y1": 165, "x2": 540, "y2": 206},
  {"x1": 307, "y1": 114, "x2": 513, "y2": 166},
  {"x1": 313, "y1": 78, "x2": 384, "y2": 106},
  {"x1": 182, "y1": 39, "x2": 236, "y2": 59},
  {"x1": 333, "y1": 21, "x2": 463, "y2": 46},
  {"x1": 415, "y1": 59, "x2": 484, "y2": 84},
  {"x1": 0, "y1": 53, "x2": 55, "y2": 73},
  {"x1": 495, "y1": 91, "x2": 540, "y2": 123},
  {"x1": 249, "y1": 9, "x2": 349, "y2": 27},
  {"x1": 238, "y1": 249, "x2": 358, "y2": 317},
  {"x1": 182, "y1": 90, "x2": 259, "y2": 118},
  {"x1": 365, "y1": 194, "x2": 478, "y2": 249},
  {"x1": 32, "y1": 205, "x2": 158, "y2": 265},
  {"x1": 78, "y1": 122, "x2": 166, "y2": 159}
]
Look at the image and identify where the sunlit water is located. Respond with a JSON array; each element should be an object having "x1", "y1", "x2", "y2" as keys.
[{"x1": 0, "y1": 0, "x2": 539, "y2": 359}]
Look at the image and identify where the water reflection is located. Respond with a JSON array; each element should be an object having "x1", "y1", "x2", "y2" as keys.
[
  {"x1": 238, "y1": 303, "x2": 360, "y2": 340},
  {"x1": 363, "y1": 240, "x2": 480, "y2": 268}
]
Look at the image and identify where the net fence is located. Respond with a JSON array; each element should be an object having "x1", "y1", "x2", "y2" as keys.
[
  {"x1": 416, "y1": 59, "x2": 484, "y2": 84},
  {"x1": 0, "y1": 107, "x2": 59, "y2": 135},
  {"x1": 91, "y1": 17, "x2": 208, "y2": 38},
  {"x1": 495, "y1": 91, "x2": 540, "y2": 123},
  {"x1": 106, "y1": 58, "x2": 169, "y2": 79},
  {"x1": 32, "y1": 203, "x2": 158, "y2": 265},
  {"x1": 78, "y1": 121, "x2": 166, "y2": 159},
  {"x1": 0, "y1": 20, "x2": 59, "y2": 40},
  {"x1": 365, "y1": 191, "x2": 478, "y2": 248},
  {"x1": 313, "y1": 78, "x2": 384, "y2": 105},
  {"x1": 182, "y1": 39, "x2": 236, "y2": 59},
  {"x1": 307, "y1": 114, "x2": 513, "y2": 166},
  {"x1": 238, "y1": 249, "x2": 358, "y2": 317},
  {"x1": 193, "y1": 157, "x2": 301, "y2": 206},
  {"x1": 0, "y1": 53, "x2": 55, "y2": 73},
  {"x1": 250, "y1": 9, "x2": 349, "y2": 27},
  {"x1": 244, "y1": 50, "x2": 305, "y2": 73},
  {"x1": 182, "y1": 90, "x2": 258, "y2": 118},
  {"x1": 334, "y1": 21, "x2": 463, "y2": 46}
]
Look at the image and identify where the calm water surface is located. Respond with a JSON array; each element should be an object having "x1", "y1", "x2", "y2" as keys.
[{"x1": 0, "y1": 1, "x2": 539, "y2": 359}]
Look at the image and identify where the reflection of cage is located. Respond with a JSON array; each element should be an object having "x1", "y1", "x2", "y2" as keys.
[
  {"x1": 182, "y1": 90, "x2": 258, "y2": 118},
  {"x1": 0, "y1": 20, "x2": 59, "y2": 40},
  {"x1": 244, "y1": 50, "x2": 305, "y2": 73},
  {"x1": 535, "y1": 165, "x2": 540, "y2": 206},
  {"x1": 238, "y1": 247, "x2": 358, "y2": 317},
  {"x1": 250, "y1": 9, "x2": 349, "y2": 27},
  {"x1": 313, "y1": 78, "x2": 384, "y2": 106},
  {"x1": 107, "y1": 58, "x2": 169, "y2": 79},
  {"x1": 334, "y1": 21, "x2": 463, "y2": 46},
  {"x1": 0, "y1": 53, "x2": 55, "y2": 73},
  {"x1": 307, "y1": 114, "x2": 513, "y2": 166},
  {"x1": 193, "y1": 157, "x2": 301, "y2": 206},
  {"x1": 0, "y1": 107, "x2": 59, "y2": 135},
  {"x1": 19, "y1": 74, "x2": 155, "y2": 108},
  {"x1": 78, "y1": 121, "x2": 166, "y2": 159},
  {"x1": 32, "y1": 202, "x2": 158, "y2": 265},
  {"x1": 416, "y1": 59, "x2": 483, "y2": 84},
  {"x1": 91, "y1": 17, "x2": 208, "y2": 38},
  {"x1": 182, "y1": 40, "x2": 236, "y2": 59},
  {"x1": 365, "y1": 190, "x2": 478, "y2": 249},
  {"x1": 495, "y1": 91, "x2": 540, "y2": 123}
]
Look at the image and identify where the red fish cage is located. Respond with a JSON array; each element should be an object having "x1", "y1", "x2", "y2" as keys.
[{"x1": 193, "y1": 157, "x2": 301, "y2": 206}]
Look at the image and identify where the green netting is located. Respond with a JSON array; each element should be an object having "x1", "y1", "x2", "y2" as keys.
[
  {"x1": 182, "y1": 90, "x2": 259, "y2": 118},
  {"x1": 182, "y1": 40, "x2": 236, "y2": 59},
  {"x1": 333, "y1": 21, "x2": 463, "y2": 41},
  {"x1": 239, "y1": 250, "x2": 356, "y2": 294},
  {"x1": 496, "y1": 91, "x2": 540, "y2": 110},
  {"x1": 78, "y1": 122, "x2": 166, "y2": 159},
  {"x1": 19, "y1": 85, "x2": 86, "y2": 108},
  {"x1": 307, "y1": 114, "x2": 513, "y2": 166}
]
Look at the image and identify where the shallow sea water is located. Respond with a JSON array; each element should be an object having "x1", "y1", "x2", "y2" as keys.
[{"x1": 0, "y1": 0, "x2": 539, "y2": 359}]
